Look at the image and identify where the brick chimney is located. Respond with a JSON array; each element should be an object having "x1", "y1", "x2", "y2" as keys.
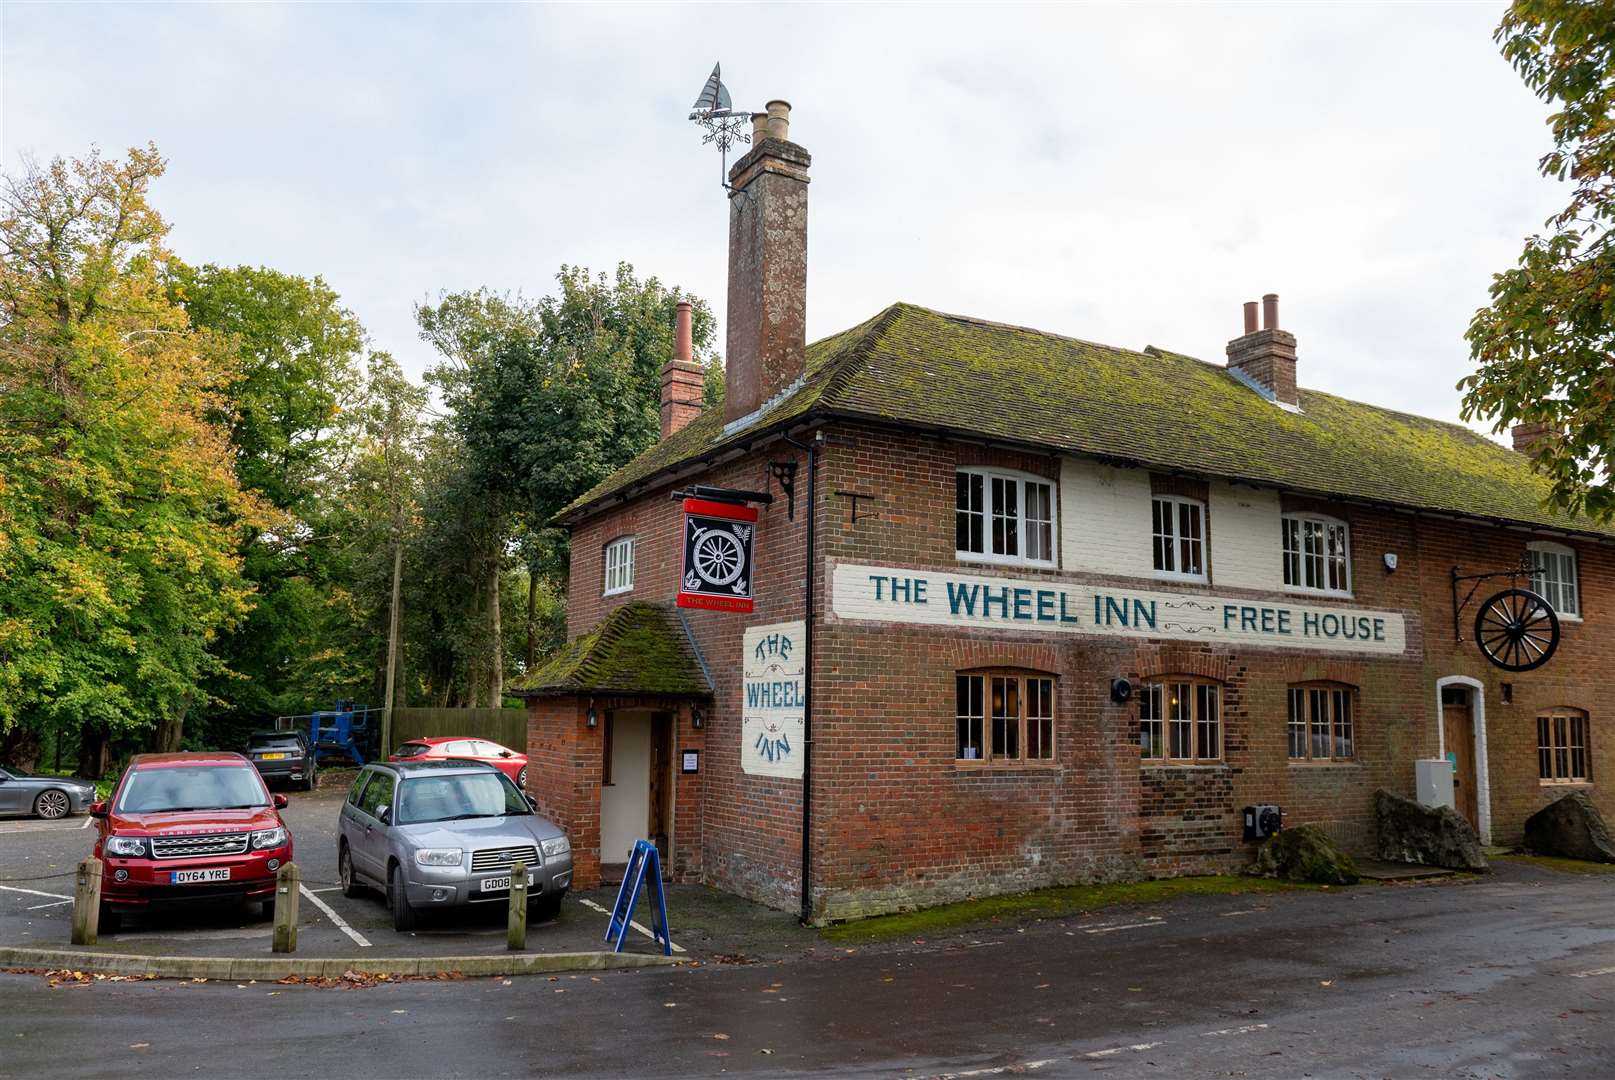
[
  {"x1": 1511, "y1": 421, "x2": 1550, "y2": 454},
  {"x1": 660, "y1": 300, "x2": 705, "y2": 439},
  {"x1": 723, "y1": 99, "x2": 809, "y2": 424},
  {"x1": 1225, "y1": 293, "x2": 1298, "y2": 406}
]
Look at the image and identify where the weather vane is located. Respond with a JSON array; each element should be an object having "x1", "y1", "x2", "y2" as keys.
[{"x1": 688, "y1": 62, "x2": 750, "y2": 190}]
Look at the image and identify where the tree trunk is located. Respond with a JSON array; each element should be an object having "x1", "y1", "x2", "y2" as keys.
[
  {"x1": 78, "y1": 728, "x2": 109, "y2": 780},
  {"x1": 154, "y1": 694, "x2": 191, "y2": 753},
  {"x1": 489, "y1": 544, "x2": 503, "y2": 706},
  {"x1": 525, "y1": 566, "x2": 537, "y2": 674},
  {"x1": 0, "y1": 726, "x2": 43, "y2": 773}
]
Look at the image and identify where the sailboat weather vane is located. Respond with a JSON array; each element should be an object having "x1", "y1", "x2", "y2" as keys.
[{"x1": 688, "y1": 62, "x2": 751, "y2": 190}]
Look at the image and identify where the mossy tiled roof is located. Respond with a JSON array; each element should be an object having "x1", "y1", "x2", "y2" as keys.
[
  {"x1": 510, "y1": 602, "x2": 712, "y2": 699},
  {"x1": 564, "y1": 302, "x2": 1612, "y2": 538}
]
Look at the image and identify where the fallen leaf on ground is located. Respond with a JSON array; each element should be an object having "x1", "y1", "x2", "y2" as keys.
[{"x1": 712, "y1": 1033, "x2": 730, "y2": 1041}]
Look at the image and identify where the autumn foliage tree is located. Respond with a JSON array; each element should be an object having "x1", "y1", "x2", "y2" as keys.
[
  {"x1": 1462, "y1": 0, "x2": 1615, "y2": 522},
  {"x1": 0, "y1": 147, "x2": 267, "y2": 770}
]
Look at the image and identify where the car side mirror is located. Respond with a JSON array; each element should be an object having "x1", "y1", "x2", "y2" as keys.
[
  {"x1": 88, "y1": 800, "x2": 108, "y2": 818},
  {"x1": 376, "y1": 804, "x2": 391, "y2": 823},
  {"x1": 526, "y1": 795, "x2": 537, "y2": 810},
  {"x1": 499, "y1": 750, "x2": 513, "y2": 758},
  {"x1": 273, "y1": 794, "x2": 289, "y2": 809}
]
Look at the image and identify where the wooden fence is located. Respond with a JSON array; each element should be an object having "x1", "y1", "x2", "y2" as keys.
[{"x1": 388, "y1": 707, "x2": 528, "y2": 755}]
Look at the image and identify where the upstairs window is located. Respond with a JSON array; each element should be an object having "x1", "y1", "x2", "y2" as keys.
[
  {"x1": 1152, "y1": 496, "x2": 1207, "y2": 582},
  {"x1": 1537, "y1": 710, "x2": 1588, "y2": 783},
  {"x1": 1287, "y1": 684, "x2": 1356, "y2": 762},
  {"x1": 603, "y1": 536, "x2": 635, "y2": 595},
  {"x1": 1282, "y1": 513, "x2": 1350, "y2": 595},
  {"x1": 1527, "y1": 542, "x2": 1580, "y2": 618},
  {"x1": 1138, "y1": 679, "x2": 1221, "y2": 764},
  {"x1": 956, "y1": 671, "x2": 1056, "y2": 764},
  {"x1": 955, "y1": 469, "x2": 1055, "y2": 567}
]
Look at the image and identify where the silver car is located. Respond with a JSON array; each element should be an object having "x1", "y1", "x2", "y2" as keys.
[
  {"x1": 337, "y1": 760, "x2": 573, "y2": 931},
  {"x1": 0, "y1": 765, "x2": 96, "y2": 819}
]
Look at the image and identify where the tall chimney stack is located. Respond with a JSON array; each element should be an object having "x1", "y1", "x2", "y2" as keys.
[
  {"x1": 1511, "y1": 421, "x2": 1550, "y2": 455},
  {"x1": 1226, "y1": 292, "x2": 1298, "y2": 406},
  {"x1": 724, "y1": 99, "x2": 809, "y2": 423},
  {"x1": 659, "y1": 300, "x2": 705, "y2": 439}
]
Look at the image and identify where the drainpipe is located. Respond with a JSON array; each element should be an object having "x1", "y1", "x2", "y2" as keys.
[{"x1": 783, "y1": 431, "x2": 820, "y2": 924}]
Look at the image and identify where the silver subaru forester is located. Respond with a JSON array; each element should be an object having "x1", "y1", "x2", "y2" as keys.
[{"x1": 337, "y1": 759, "x2": 572, "y2": 930}]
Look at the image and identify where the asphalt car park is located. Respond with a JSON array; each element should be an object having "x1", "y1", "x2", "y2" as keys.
[{"x1": 0, "y1": 779, "x2": 697, "y2": 960}]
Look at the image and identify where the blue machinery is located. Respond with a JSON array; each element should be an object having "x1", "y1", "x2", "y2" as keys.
[
  {"x1": 604, "y1": 840, "x2": 673, "y2": 955},
  {"x1": 274, "y1": 700, "x2": 381, "y2": 765}
]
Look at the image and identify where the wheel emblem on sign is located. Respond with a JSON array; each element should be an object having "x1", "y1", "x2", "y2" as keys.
[
  {"x1": 691, "y1": 527, "x2": 745, "y2": 586},
  {"x1": 1474, "y1": 587, "x2": 1559, "y2": 672}
]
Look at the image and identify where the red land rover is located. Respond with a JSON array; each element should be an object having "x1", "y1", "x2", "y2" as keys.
[{"x1": 90, "y1": 752, "x2": 293, "y2": 930}]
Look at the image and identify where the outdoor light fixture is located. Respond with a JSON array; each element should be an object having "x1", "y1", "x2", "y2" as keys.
[
  {"x1": 690, "y1": 706, "x2": 704, "y2": 729},
  {"x1": 586, "y1": 703, "x2": 598, "y2": 729}
]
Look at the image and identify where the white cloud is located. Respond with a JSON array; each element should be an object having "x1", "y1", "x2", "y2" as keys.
[{"x1": 2, "y1": 1, "x2": 1560, "y2": 436}]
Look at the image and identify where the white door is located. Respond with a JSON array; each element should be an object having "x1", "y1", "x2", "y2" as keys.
[{"x1": 600, "y1": 712, "x2": 651, "y2": 866}]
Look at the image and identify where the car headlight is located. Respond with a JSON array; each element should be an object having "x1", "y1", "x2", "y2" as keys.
[
  {"x1": 540, "y1": 836, "x2": 571, "y2": 859},
  {"x1": 105, "y1": 836, "x2": 146, "y2": 858},
  {"x1": 250, "y1": 827, "x2": 288, "y2": 850},
  {"x1": 414, "y1": 849, "x2": 462, "y2": 867}
]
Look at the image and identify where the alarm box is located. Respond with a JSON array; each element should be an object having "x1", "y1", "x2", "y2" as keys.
[{"x1": 1243, "y1": 804, "x2": 1283, "y2": 841}]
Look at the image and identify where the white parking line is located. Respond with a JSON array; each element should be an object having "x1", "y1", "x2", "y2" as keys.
[
  {"x1": 26, "y1": 900, "x2": 74, "y2": 910},
  {"x1": 0, "y1": 884, "x2": 74, "y2": 902},
  {"x1": 1084, "y1": 919, "x2": 1166, "y2": 935},
  {"x1": 576, "y1": 897, "x2": 686, "y2": 953},
  {"x1": 299, "y1": 884, "x2": 371, "y2": 948},
  {"x1": 1570, "y1": 966, "x2": 1615, "y2": 979},
  {"x1": 1083, "y1": 1041, "x2": 1163, "y2": 1059},
  {"x1": 921, "y1": 1059, "x2": 1055, "y2": 1079},
  {"x1": 1201, "y1": 1023, "x2": 1269, "y2": 1037}
]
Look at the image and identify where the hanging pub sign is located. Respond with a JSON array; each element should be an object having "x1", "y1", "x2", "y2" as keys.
[{"x1": 676, "y1": 498, "x2": 757, "y2": 612}]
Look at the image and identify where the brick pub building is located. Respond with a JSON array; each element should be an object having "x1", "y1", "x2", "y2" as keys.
[{"x1": 515, "y1": 102, "x2": 1613, "y2": 922}]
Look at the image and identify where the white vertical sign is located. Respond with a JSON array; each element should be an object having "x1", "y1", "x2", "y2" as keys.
[{"x1": 741, "y1": 620, "x2": 806, "y2": 779}]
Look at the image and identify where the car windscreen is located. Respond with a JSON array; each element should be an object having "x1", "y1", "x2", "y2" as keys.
[
  {"x1": 115, "y1": 765, "x2": 269, "y2": 814},
  {"x1": 393, "y1": 743, "x2": 432, "y2": 758},
  {"x1": 396, "y1": 772, "x2": 528, "y2": 824}
]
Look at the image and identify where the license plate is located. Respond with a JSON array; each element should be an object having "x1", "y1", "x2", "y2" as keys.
[
  {"x1": 480, "y1": 873, "x2": 533, "y2": 892},
  {"x1": 171, "y1": 868, "x2": 231, "y2": 884},
  {"x1": 261, "y1": 752, "x2": 287, "y2": 760}
]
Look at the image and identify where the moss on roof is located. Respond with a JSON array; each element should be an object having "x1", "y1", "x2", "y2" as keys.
[
  {"x1": 510, "y1": 602, "x2": 712, "y2": 699},
  {"x1": 564, "y1": 302, "x2": 1612, "y2": 538}
]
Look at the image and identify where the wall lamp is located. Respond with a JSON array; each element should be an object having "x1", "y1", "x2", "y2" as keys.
[
  {"x1": 586, "y1": 702, "x2": 598, "y2": 729},
  {"x1": 690, "y1": 706, "x2": 704, "y2": 730}
]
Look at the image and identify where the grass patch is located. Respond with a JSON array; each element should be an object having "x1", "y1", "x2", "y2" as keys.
[
  {"x1": 1496, "y1": 852, "x2": 1615, "y2": 875},
  {"x1": 820, "y1": 874, "x2": 1330, "y2": 942}
]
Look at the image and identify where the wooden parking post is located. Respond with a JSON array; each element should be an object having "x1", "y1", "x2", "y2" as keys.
[
  {"x1": 507, "y1": 860, "x2": 528, "y2": 951},
  {"x1": 70, "y1": 857, "x2": 102, "y2": 946},
  {"x1": 272, "y1": 862, "x2": 299, "y2": 953}
]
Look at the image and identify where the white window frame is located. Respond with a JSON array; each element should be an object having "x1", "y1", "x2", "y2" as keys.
[
  {"x1": 603, "y1": 536, "x2": 635, "y2": 596},
  {"x1": 1151, "y1": 495, "x2": 1208, "y2": 583},
  {"x1": 1527, "y1": 541, "x2": 1581, "y2": 620},
  {"x1": 1281, "y1": 512, "x2": 1352, "y2": 596},
  {"x1": 954, "y1": 467, "x2": 1057, "y2": 569}
]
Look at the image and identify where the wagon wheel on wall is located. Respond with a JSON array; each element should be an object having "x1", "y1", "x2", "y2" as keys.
[{"x1": 1473, "y1": 587, "x2": 1559, "y2": 672}]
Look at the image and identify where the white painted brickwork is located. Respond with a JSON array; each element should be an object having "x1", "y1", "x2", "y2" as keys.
[
  {"x1": 1207, "y1": 481, "x2": 1284, "y2": 591},
  {"x1": 1060, "y1": 458, "x2": 1154, "y2": 578}
]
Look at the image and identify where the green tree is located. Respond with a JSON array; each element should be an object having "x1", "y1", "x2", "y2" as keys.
[
  {"x1": 0, "y1": 146, "x2": 266, "y2": 770},
  {"x1": 1461, "y1": 0, "x2": 1615, "y2": 521}
]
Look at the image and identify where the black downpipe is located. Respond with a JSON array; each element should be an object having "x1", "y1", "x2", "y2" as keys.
[{"x1": 784, "y1": 432, "x2": 818, "y2": 924}]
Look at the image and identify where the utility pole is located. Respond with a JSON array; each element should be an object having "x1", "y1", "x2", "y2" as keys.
[{"x1": 381, "y1": 524, "x2": 402, "y2": 758}]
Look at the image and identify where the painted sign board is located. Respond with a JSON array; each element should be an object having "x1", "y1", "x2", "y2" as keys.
[
  {"x1": 741, "y1": 620, "x2": 806, "y2": 778},
  {"x1": 681, "y1": 750, "x2": 699, "y2": 774},
  {"x1": 830, "y1": 562, "x2": 1407, "y2": 656},
  {"x1": 677, "y1": 498, "x2": 757, "y2": 613}
]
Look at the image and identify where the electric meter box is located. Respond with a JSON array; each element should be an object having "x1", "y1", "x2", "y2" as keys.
[{"x1": 1416, "y1": 758, "x2": 1455, "y2": 810}]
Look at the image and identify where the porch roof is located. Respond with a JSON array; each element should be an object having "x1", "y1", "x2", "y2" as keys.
[{"x1": 509, "y1": 602, "x2": 713, "y2": 700}]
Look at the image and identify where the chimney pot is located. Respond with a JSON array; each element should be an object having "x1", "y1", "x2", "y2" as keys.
[
  {"x1": 675, "y1": 301, "x2": 693, "y2": 363},
  {"x1": 751, "y1": 111, "x2": 768, "y2": 144},
  {"x1": 1242, "y1": 301, "x2": 1259, "y2": 335},
  {"x1": 1226, "y1": 292, "x2": 1298, "y2": 406},
  {"x1": 1262, "y1": 293, "x2": 1279, "y2": 331},
  {"x1": 765, "y1": 99, "x2": 791, "y2": 142},
  {"x1": 660, "y1": 301, "x2": 705, "y2": 441}
]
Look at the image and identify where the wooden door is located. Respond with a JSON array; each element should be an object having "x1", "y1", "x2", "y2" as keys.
[
  {"x1": 649, "y1": 712, "x2": 673, "y2": 865},
  {"x1": 1443, "y1": 703, "x2": 1478, "y2": 827}
]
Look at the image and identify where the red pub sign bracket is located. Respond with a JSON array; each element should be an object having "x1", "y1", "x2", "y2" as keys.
[{"x1": 677, "y1": 498, "x2": 758, "y2": 612}]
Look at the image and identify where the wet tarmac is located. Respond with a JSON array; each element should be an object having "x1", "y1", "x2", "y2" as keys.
[{"x1": 4, "y1": 858, "x2": 1611, "y2": 1078}]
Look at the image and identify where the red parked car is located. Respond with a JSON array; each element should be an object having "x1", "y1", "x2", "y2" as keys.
[
  {"x1": 90, "y1": 752, "x2": 293, "y2": 931},
  {"x1": 390, "y1": 737, "x2": 527, "y2": 788}
]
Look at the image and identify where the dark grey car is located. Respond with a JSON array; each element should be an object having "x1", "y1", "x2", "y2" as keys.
[
  {"x1": 337, "y1": 760, "x2": 573, "y2": 931},
  {"x1": 0, "y1": 766, "x2": 97, "y2": 819}
]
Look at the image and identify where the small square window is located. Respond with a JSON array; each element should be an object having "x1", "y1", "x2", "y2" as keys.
[{"x1": 604, "y1": 537, "x2": 635, "y2": 595}]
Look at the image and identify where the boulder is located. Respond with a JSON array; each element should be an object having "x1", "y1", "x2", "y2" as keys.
[
  {"x1": 1374, "y1": 789, "x2": 1488, "y2": 871},
  {"x1": 1251, "y1": 824, "x2": 1359, "y2": 886},
  {"x1": 1524, "y1": 792, "x2": 1615, "y2": 863}
]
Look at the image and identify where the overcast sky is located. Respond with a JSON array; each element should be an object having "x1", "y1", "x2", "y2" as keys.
[{"x1": 2, "y1": 2, "x2": 1560, "y2": 436}]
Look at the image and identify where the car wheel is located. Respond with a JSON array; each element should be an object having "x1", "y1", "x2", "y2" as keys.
[
  {"x1": 338, "y1": 842, "x2": 364, "y2": 899},
  {"x1": 388, "y1": 864, "x2": 417, "y2": 932},
  {"x1": 529, "y1": 891, "x2": 564, "y2": 922},
  {"x1": 34, "y1": 789, "x2": 70, "y2": 820},
  {"x1": 517, "y1": 765, "x2": 528, "y2": 789}
]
